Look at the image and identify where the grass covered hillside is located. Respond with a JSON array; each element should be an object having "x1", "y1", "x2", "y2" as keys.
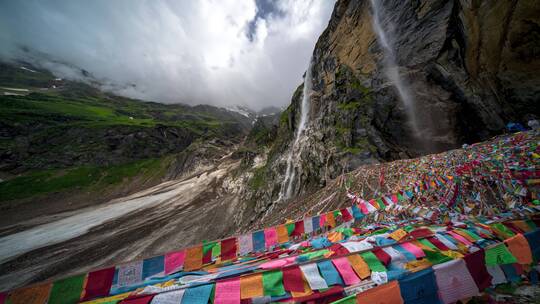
[{"x1": 0, "y1": 62, "x2": 251, "y2": 207}]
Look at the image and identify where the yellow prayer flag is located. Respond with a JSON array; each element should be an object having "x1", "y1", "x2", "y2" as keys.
[{"x1": 347, "y1": 254, "x2": 371, "y2": 279}]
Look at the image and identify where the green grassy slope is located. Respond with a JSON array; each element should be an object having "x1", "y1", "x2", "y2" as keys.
[{"x1": 0, "y1": 61, "x2": 250, "y2": 204}]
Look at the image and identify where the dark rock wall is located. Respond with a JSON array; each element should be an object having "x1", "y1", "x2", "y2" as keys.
[{"x1": 253, "y1": 0, "x2": 540, "y2": 209}]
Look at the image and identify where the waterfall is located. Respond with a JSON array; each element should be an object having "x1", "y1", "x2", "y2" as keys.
[
  {"x1": 278, "y1": 59, "x2": 313, "y2": 201},
  {"x1": 369, "y1": 0, "x2": 421, "y2": 135}
]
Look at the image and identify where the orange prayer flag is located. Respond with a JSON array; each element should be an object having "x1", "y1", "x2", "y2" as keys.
[
  {"x1": 7, "y1": 283, "x2": 52, "y2": 304},
  {"x1": 277, "y1": 225, "x2": 289, "y2": 244},
  {"x1": 327, "y1": 232, "x2": 342, "y2": 243},
  {"x1": 347, "y1": 255, "x2": 371, "y2": 279},
  {"x1": 505, "y1": 234, "x2": 533, "y2": 265},
  {"x1": 356, "y1": 281, "x2": 404, "y2": 304},
  {"x1": 183, "y1": 245, "x2": 203, "y2": 271},
  {"x1": 240, "y1": 273, "x2": 264, "y2": 299},
  {"x1": 326, "y1": 213, "x2": 336, "y2": 228}
]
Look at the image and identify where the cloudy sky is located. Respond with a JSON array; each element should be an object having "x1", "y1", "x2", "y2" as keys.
[{"x1": 0, "y1": 0, "x2": 335, "y2": 110}]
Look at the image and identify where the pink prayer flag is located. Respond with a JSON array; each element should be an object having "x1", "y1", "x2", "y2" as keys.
[
  {"x1": 332, "y1": 257, "x2": 361, "y2": 286},
  {"x1": 319, "y1": 214, "x2": 327, "y2": 227},
  {"x1": 448, "y1": 231, "x2": 473, "y2": 246},
  {"x1": 164, "y1": 250, "x2": 186, "y2": 275},
  {"x1": 359, "y1": 202, "x2": 369, "y2": 214},
  {"x1": 264, "y1": 227, "x2": 278, "y2": 248},
  {"x1": 215, "y1": 278, "x2": 241, "y2": 304},
  {"x1": 401, "y1": 242, "x2": 426, "y2": 258}
]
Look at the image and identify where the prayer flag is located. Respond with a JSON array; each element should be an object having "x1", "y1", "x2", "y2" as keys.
[
  {"x1": 142, "y1": 256, "x2": 164, "y2": 280},
  {"x1": 276, "y1": 225, "x2": 289, "y2": 243},
  {"x1": 252, "y1": 231, "x2": 265, "y2": 252},
  {"x1": 317, "y1": 260, "x2": 343, "y2": 286},
  {"x1": 182, "y1": 284, "x2": 214, "y2": 304},
  {"x1": 485, "y1": 243, "x2": 517, "y2": 266},
  {"x1": 48, "y1": 274, "x2": 85, "y2": 304},
  {"x1": 221, "y1": 238, "x2": 238, "y2": 261},
  {"x1": 81, "y1": 267, "x2": 115, "y2": 301},
  {"x1": 359, "y1": 251, "x2": 386, "y2": 272},
  {"x1": 150, "y1": 289, "x2": 184, "y2": 304},
  {"x1": 332, "y1": 257, "x2": 361, "y2": 285},
  {"x1": 184, "y1": 245, "x2": 203, "y2": 271},
  {"x1": 6, "y1": 283, "x2": 52, "y2": 304},
  {"x1": 464, "y1": 249, "x2": 492, "y2": 290},
  {"x1": 238, "y1": 234, "x2": 253, "y2": 256},
  {"x1": 398, "y1": 268, "x2": 441, "y2": 304},
  {"x1": 355, "y1": 281, "x2": 403, "y2": 304},
  {"x1": 215, "y1": 278, "x2": 240, "y2": 304},
  {"x1": 504, "y1": 234, "x2": 533, "y2": 265},
  {"x1": 433, "y1": 259, "x2": 479, "y2": 304},
  {"x1": 282, "y1": 266, "x2": 305, "y2": 292},
  {"x1": 299, "y1": 263, "x2": 328, "y2": 290},
  {"x1": 347, "y1": 255, "x2": 371, "y2": 279},
  {"x1": 262, "y1": 271, "x2": 286, "y2": 297},
  {"x1": 164, "y1": 250, "x2": 186, "y2": 275},
  {"x1": 240, "y1": 274, "x2": 263, "y2": 299}
]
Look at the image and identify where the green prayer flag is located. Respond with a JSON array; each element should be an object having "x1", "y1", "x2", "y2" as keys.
[
  {"x1": 485, "y1": 243, "x2": 518, "y2": 266},
  {"x1": 418, "y1": 239, "x2": 438, "y2": 251},
  {"x1": 331, "y1": 295, "x2": 357, "y2": 304},
  {"x1": 262, "y1": 270, "x2": 286, "y2": 296},
  {"x1": 490, "y1": 223, "x2": 516, "y2": 239},
  {"x1": 203, "y1": 241, "x2": 216, "y2": 254},
  {"x1": 360, "y1": 251, "x2": 386, "y2": 272},
  {"x1": 459, "y1": 228, "x2": 482, "y2": 241},
  {"x1": 48, "y1": 274, "x2": 86, "y2": 304},
  {"x1": 212, "y1": 242, "x2": 221, "y2": 258},
  {"x1": 376, "y1": 198, "x2": 386, "y2": 209},
  {"x1": 286, "y1": 223, "x2": 295, "y2": 235},
  {"x1": 423, "y1": 249, "x2": 452, "y2": 264}
]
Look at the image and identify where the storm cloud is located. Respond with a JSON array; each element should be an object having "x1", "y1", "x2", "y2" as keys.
[{"x1": 0, "y1": 0, "x2": 335, "y2": 110}]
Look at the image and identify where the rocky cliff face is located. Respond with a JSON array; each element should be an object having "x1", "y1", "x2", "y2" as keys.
[{"x1": 242, "y1": 0, "x2": 540, "y2": 222}]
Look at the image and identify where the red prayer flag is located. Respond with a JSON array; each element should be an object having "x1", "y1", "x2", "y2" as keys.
[
  {"x1": 120, "y1": 294, "x2": 154, "y2": 304},
  {"x1": 340, "y1": 208, "x2": 353, "y2": 222},
  {"x1": 372, "y1": 248, "x2": 391, "y2": 266},
  {"x1": 221, "y1": 238, "x2": 238, "y2": 261},
  {"x1": 81, "y1": 267, "x2": 115, "y2": 301},
  {"x1": 292, "y1": 221, "x2": 305, "y2": 236},
  {"x1": 282, "y1": 266, "x2": 305, "y2": 292}
]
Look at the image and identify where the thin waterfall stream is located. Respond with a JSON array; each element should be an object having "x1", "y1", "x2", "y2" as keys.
[
  {"x1": 278, "y1": 59, "x2": 313, "y2": 201},
  {"x1": 369, "y1": 0, "x2": 421, "y2": 136}
]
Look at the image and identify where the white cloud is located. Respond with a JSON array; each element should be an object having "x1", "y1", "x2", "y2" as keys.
[{"x1": 0, "y1": 0, "x2": 335, "y2": 110}]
